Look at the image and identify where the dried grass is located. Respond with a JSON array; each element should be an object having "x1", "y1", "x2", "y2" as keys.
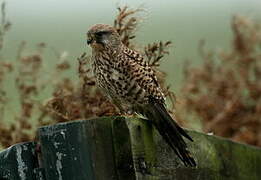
[{"x1": 180, "y1": 15, "x2": 261, "y2": 147}]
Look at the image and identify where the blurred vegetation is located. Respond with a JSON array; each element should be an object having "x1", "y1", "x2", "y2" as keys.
[
  {"x1": 0, "y1": 3, "x2": 260, "y2": 149},
  {"x1": 180, "y1": 15, "x2": 261, "y2": 147}
]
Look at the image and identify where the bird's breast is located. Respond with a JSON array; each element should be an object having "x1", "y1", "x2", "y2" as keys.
[{"x1": 92, "y1": 53, "x2": 151, "y2": 107}]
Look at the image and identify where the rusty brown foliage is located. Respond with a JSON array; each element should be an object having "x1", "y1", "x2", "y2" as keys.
[
  {"x1": 0, "y1": 5, "x2": 173, "y2": 148},
  {"x1": 181, "y1": 16, "x2": 261, "y2": 147},
  {"x1": 0, "y1": 40, "x2": 52, "y2": 147},
  {"x1": 0, "y1": 61, "x2": 13, "y2": 147},
  {"x1": 114, "y1": 6, "x2": 141, "y2": 48},
  {"x1": 44, "y1": 52, "x2": 118, "y2": 122}
]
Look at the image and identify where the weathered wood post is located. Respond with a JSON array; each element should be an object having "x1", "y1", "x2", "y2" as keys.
[
  {"x1": 0, "y1": 142, "x2": 42, "y2": 179},
  {"x1": 37, "y1": 117, "x2": 261, "y2": 179},
  {"x1": 1, "y1": 116, "x2": 261, "y2": 179},
  {"x1": 38, "y1": 116, "x2": 135, "y2": 180}
]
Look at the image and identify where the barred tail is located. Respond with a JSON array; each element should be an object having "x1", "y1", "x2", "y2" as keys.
[{"x1": 145, "y1": 98, "x2": 196, "y2": 167}]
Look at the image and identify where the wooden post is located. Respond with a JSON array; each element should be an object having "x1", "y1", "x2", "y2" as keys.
[
  {"x1": 123, "y1": 118, "x2": 261, "y2": 180},
  {"x1": 37, "y1": 116, "x2": 135, "y2": 180},
  {"x1": 38, "y1": 117, "x2": 261, "y2": 179},
  {"x1": 0, "y1": 142, "x2": 39, "y2": 180},
  {"x1": 1, "y1": 116, "x2": 261, "y2": 179}
]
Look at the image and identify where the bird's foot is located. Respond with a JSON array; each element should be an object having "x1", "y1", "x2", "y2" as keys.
[{"x1": 118, "y1": 110, "x2": 136, "y2": 118}]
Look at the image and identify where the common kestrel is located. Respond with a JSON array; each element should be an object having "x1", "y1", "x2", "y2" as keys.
[{"x1": 87, "y1": 24, "x2": 196, "y2": 167}]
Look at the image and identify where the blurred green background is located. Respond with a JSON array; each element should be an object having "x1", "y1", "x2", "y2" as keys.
[
  {"x1": 1, "y1": 0, "x2": 260, "y2": 102},
  {"x1": 3, "y1": 0, "x2": 261, "y2": 92}
]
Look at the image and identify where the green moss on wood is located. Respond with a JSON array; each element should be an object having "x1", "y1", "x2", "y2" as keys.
[
  {"x1": 125, "y1": 118, "x2": 261, "y2": 180},
  {"x1": 1, "y1": 116, "x2": 257, "y2": 180}
]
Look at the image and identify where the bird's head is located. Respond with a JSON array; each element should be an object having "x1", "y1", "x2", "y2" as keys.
[{"x1": 87, "y1": 24, "x2": 121, "y2": 51}]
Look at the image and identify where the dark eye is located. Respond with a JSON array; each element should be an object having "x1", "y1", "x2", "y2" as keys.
[{"x1": 95, "y1": 31, "x2": 110, "y2": 37}]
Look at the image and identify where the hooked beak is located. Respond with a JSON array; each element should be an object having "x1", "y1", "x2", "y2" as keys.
[{"x1": 87, "y1": 37, "x2": 93, "y2": 45}]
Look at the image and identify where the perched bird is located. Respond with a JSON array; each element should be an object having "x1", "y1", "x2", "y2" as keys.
[{"x1": 87, "y1": 24, "x2": 196, "y2": 167}]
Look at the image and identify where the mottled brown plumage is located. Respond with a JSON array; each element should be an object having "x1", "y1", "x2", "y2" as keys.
[{"x1": 87, "y1": 24, "x2": 196, "y2": 167}]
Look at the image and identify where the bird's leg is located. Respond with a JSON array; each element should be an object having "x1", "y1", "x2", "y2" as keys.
[
  {"x1": 111, "y1": 99, "x2": 136, "y2": 118},
  {"x1": 124, "y1": 109, "x2": 136, "y2": 118},
  {"x1": 112, "y1": 98, "x2": 126, "y2": 115}
]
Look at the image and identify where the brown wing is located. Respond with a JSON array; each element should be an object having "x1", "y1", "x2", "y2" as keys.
[{"x1": 121, "y1": 46, "x2": 165, "y2": 102}]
